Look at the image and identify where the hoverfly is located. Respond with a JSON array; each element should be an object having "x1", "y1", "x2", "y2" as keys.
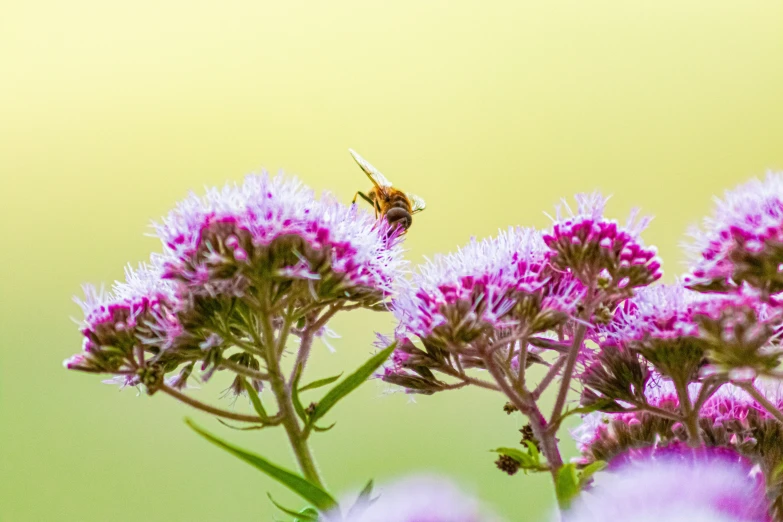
[{"x1": 349, "y1": 148, "x2": 426, "y2": 233}]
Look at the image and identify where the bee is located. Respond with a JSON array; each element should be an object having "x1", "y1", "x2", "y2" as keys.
[{"x1": 349, "y1": 148, "x2": 426, "y2": 232}]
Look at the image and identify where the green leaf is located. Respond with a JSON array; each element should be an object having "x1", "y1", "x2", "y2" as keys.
[
  {"x1": 294, "y1": 507, "x2": 320, "y2": 522},
  {"x1": 491, "y1": 447, "x2": 536, "y2": 468},
  {"x1": 578, "y1": 460, "x2": 607, "y2": 488},
  {"x1": 555, "y1": 463, "x2": 580, "y2": 509},
  {"x1": 216, "y1": 419, "x2": 267, "y2": 431},
  {"x1": 268, "y1": 494, "x2": 319, "y2": 521},
  {"x1": 310, "y1": 343, "x2": 396, "y2": 423},
  {"x1": 299, "y1": 373, "x2": 343, "y2": 393},
  {"x1": 242, "y1": 378, "x2": 270, "y2": 422},
  {"x1": 291, "y1": 363, "x2": 308, "y2": 422},
  {"x1": 312, "y1": 422, "x2": 337, "y2": 433},
  {"x1": 522, "y1": 441, "x2": 541, "y2": 467},
  {"x1": 556, "y1": 399, "x2": 616, "y2": 429},
  {"x1": 186, "y1": 419, "x2": 337, "y2": 511},
  {"x1": 347, "y1": 479, "x2": 376, "y2": 519}
]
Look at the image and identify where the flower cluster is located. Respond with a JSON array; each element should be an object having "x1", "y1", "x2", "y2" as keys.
[
  {"x1": 573, "y1": 377, "x2": 783, "y2": 518},
  {"x1": 543, "y1": 192, "x2": 661, "y2": 291},
  {"x1": 64, "y1": 162, "x2": 783, "y2": 522},
  {"x1": 64, "y1": 262, "x2": 182, "y2": 389},
  {"x1": 566, "y1": 447, "x2": 770, "y2": 522},
  {"x1": 156, "y1": 173, "x2": 406, "y2": 316},
  {"x1": 686, "y1": 172, "x2": 783, "y2": 293},
  {"x1": 385, "y1": 226, "x2": 583, "y2": 394},
  {"x1": 596, "y1": 283, "x2": 706, "y2": 383},
  {"x1": 66, "y1": 173, "x2": 406, "y2": 398}
]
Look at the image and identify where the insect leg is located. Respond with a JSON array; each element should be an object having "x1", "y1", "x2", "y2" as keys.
[{"x1": 353, "y1": 191, "x2": 374, "y2": 207}]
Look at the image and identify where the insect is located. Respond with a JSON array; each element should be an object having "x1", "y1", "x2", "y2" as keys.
[{"x1": 349, "y1": 148, "x2": 426, "y2": 232}]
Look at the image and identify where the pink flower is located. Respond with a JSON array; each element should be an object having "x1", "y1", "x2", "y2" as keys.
[
  {"x1": 606, "y1": 283, "x2": 703, "y2": 344},
  {"x1": 334, "y1": 475, "x2": 502, "y2": 522},
  {"x1": 565, "y1": 447, "x2": 770, "y2": 522},
  {"x1": 543, "y1": 192, "x2": 661, "y2": 289},
  {"x1": 685, "y1": 172, "x2": 783, "y2": 292},
  {"x1": 393, "y1": 227, "x2": 582, "y2": 341},
  {"x1": 154, "y1": 173, "x2": 406, "y2": 308},
  {"x1": 65, "y1": 262, "x2": 181, "y2": 380}
]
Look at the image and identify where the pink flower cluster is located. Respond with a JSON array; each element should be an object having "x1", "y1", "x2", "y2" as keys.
[
  {"x1": 605, "y1": 283, "x2": 702, "y2": 345},
  {"x1": 65, "y1": 173, "x2": 406, "y2": 393},
  {"x1": 686, "y1": 172, "x2": 783, "y2": 292},
  {"x1": 64, "y1": 262, "x2": 180, "y2": 380},
  {"x1": 392, "y1": 226, "x2": 582, "y2": 341},
  {"x1": 155, "y1": 173, "x2": 406, "y2": 300},
  {"x1": 573, "y1": 378, "x2": 783, "y2": 455},
  {"x1": 543, "y1": 192, "x2": 661, "y2": 289},
  {"x1": 566, "y1": 447, "x2": 770, "y2": 522}
]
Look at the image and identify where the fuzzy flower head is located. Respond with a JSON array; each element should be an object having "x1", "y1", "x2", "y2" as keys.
[
  {"x1": 575, "y1": 376, "x2": 783, "y2": 502},
  {"x1": 602, "y1": 283, "x2": 707, "y2": 383},
  {"x1": 334, "y1": 475, "x2": 501, "y2": 522},
  {"x1": 694, "y1": 285, "x2": 783, "y2": 380},
  {"x1": 544, "y1": 192, "x2": 661, "y2": 291},
  {"x1": 65, "y1": 262, "x2": 183, "y2": 390},
  {"x1": 565, "y1": 447, "x2": 770, "y2": 522},
  {"x1": 393, "y1": 227, "x2": 582, "y2": 344},
  {"x1": 154, "y1": 173, "x2": 406, "y2": 316},
  {"x1": 686, "y1": 172, "x2": 783, "y2": 294}
]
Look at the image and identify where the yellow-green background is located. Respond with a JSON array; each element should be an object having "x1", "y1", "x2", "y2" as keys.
[{"x1": 2, "y1": 2, "x2": 782, "y2": 520}]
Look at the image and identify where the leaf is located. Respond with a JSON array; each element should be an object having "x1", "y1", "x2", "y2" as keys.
[
  {"x1": 291, "y1": 363, "x2": 308, "y2": 422},
  {"x1": 268, "y1": 494, "x2": 319, "y2": 521},
  {"x1": 216, "y1": 419, "x2": 267, "y2": 431},
  {"x1": 312, "y1": 422, "x2": 337, "y2": 433},
  {"x1": 294, "y1": 507, "x2": 320, "y2": 522},
  {"x1": 242, "y1": 378, "x2": 270, "y2": 422},
  {"x1": 310, "y1": 343, "x2": 396, "y2": 423},
  {"x1": 491, "y1": 447, "x2": 536, "y2": 468},
  {"x1": 347, "y1": 479, "x2": 376, "y2": 519},
  {"x1": 558, "y1": 399, "x2": 616, "y2": 425},
  {"x1": 186, "y1": 419, "x2": 337, "y2": 511},
  {"x1": 522, "y1": 441, "x2": 541, "y2": 467},
  {"x1": 299, "y1": 373, "x2": 343, "y2": 393},
  {"x1": 555, "y1": 463, "x2": 580, "y2": 509},
  {"x1": 578, "y1": 460, "x2": 607, "y2": 489}
]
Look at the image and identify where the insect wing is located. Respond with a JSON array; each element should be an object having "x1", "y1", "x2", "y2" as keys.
[
  {"x1": 348, "y1": 149, "x2": 393, "y2": 188},
  {"x1": 408, "y1": 193, "x2": 426, "y2": 213}
]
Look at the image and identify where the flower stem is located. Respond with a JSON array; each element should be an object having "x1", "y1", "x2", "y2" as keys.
[
  {"x1": 739, "y1": 382, "x2": 783, "y2": 425},
  {"x1": 158, "y1": 384, "x2": 269, "y2": 423},
  {"x1": 549, "y1": 321, "x2": 587, "y2": 425},
  {"x1": 261, "y1": 313, "x2": 325, "y2": 488},
  {"x1": 673, "y1": 378, "x2": 702, "y2": 447},
  {"x1": 483, "y1": 352, "x2": 564, "y2": 483}
]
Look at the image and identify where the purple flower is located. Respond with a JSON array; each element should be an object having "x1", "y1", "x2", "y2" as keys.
[
  {"x1": 65, "y1": 262, "x2": 181, "y2": 384},
  {"x1": 543, "y1": 192, "x2": 661, "y2": 290},
  {"x1": 573, "y1": 376, "x2": 783, "y2": 473},
  {"x1": 334, "y1": 475, "x2": 502, "y2": 522},
  {"x1": 692, "y1": 285, "x2": 783, "y2": 379},
  {"x1": 565, "y1": 447, "x2": 770, "y2": 522},
  {"x1": 596, "y1": 283, "x2": 706, "y2": 382},
  {"x1": 154, "y1": 173, "x2": 406, "y2": 310},
  {"x1": 606, "y1": 283, "x2": 703, "y2": 343},
  {"x1": 393, "y1": 227, "x2": 582, "y2": 341},
  {"x1": 685, "y1": 172, "x2": 783, "y2": 293}
]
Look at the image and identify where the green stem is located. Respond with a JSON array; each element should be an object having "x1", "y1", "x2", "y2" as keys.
[
  {"x1": 673, "y1": 378, "x2": 702, "y2": 447},
  {"x1": 739, "y1": 382, "x2": 783, "y2": 424},
  {"x1": 159, "y1": 384, "x2": 268, "y2": 423},
  {"x1": 260, "y1": 312, "x2": 325, "y2": 488}
]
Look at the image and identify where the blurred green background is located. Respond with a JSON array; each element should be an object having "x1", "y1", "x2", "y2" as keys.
[{"x1": 2, "y1": 1, "x2": 783, "y2": 520}]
